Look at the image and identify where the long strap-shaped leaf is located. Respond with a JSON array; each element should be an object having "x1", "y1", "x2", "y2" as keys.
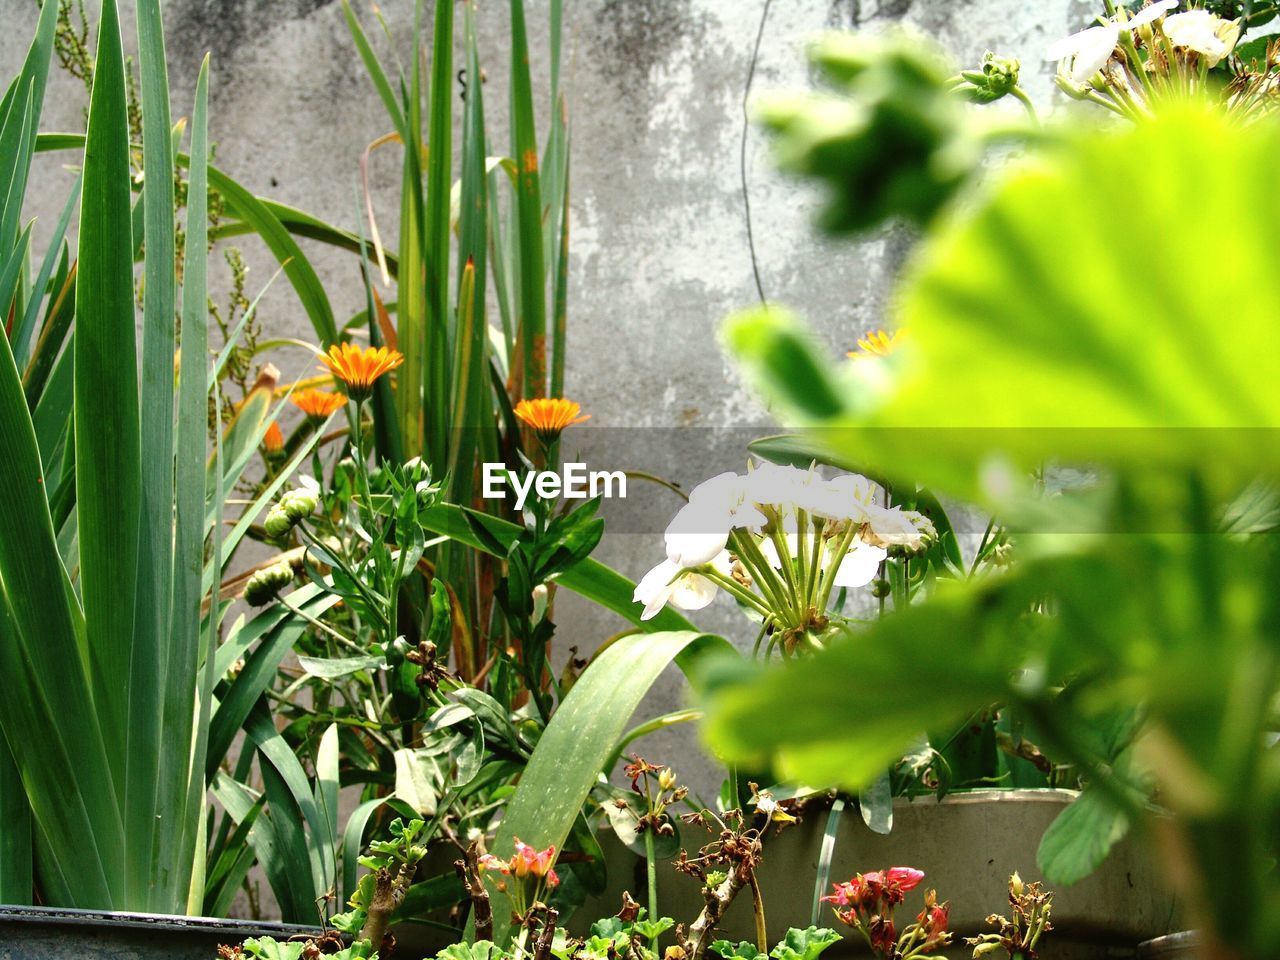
[
  {"x1": 0, "y1": 0, "x2": 56, "y2": 254},
  {"x1": 74, "y1": 0, "x2": 141, "y2": 900},
  {"x1": 0, "y1": 263, "x2": 122, "y2": 908},
  {"x1": 131, "y1": 0, "x2": 178, "y2": 910},
  {"x1": 509, "y1": 0, "x2": 547, "y2": 399},
  {"x1": 0, "y1": 734, "x2": 31, "y2": 902},
  {"x1": 489, "y1": 630, "x2": 734, "y2": 944},
  {"x1": 170, "y1": 57, "x2": 213, "y2": 915}
]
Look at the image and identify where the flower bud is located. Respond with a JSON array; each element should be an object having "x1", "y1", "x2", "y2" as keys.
[
  {"x1": 972, "y1": 943, "x2": 1003, "y2": 958},
  {"x1": 245, "y1": 560, "x2": 294, "y2": 606},
  {"x1": 658, "y1": 768, "x2": 678, "y2": 791},
  {"x1": 281, "y1": 488, "x2": 319, "y2": 522},
  {"x1": 1009, "y1": 871, "x2": 1024, "y2": 897},
  {"x1": 955, "y1": 51, "x2": 1021, "y2": 104},
  {"x1": 263, "y1": 504, "x2": 294, "y2": 539},
  {"x1": 403, "y1": 456, "x2": 431, "y2": 485},
  {"x1": 870, "y1": 578, "x2": 892, "y2": 599}
]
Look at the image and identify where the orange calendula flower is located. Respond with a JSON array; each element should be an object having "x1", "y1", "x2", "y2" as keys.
[
  {"x1": 262, "y1": 421, "x2": 285, "y2": 457},
  {"x1": 291, "y1": 387, "x2": 347, "y2": 420},
  {"x1": 317, "y1": 343, "x2": 404, "y2": 402},
  {"x1": 848, "y1": 328, "x2": 906, "y2": 359},
  {"x1": 513, "y1": 397, "x2": 590, "y2": 444}
]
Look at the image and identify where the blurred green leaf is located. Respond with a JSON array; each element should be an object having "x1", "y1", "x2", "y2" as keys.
[
  {"x1": 729, "y1": 106, "x2": 1280, "y2": 507},
  {"x1": 1036, "y1": 782, "x2": 1131, "y2": 886}
]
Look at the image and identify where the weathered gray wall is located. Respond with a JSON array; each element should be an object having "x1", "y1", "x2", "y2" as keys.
[{"x1": 2, "y1": 0, "x2": 1084, "y2": 819}]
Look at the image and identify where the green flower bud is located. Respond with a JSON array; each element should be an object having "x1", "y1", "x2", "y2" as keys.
[
  {"x1": 281, "y1": 488, "x2": 319, "y2": 522},
  {"x1": 870, "y1": 578, "x2": 892, "y2": 599},
  {"x1": 956, "y1": 51, "x2": 1021, "y2": 103},
  {"x1": 403, "y1": 457, "x2": 431, "y2": 485},
  {"x1": 244, "y1": 560, "x2": 294, "y2": 606},
  {"x1": 263, "y1": 504, "x2": 293, "y2": 539}
]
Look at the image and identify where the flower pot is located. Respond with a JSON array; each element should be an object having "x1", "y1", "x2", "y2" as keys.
[
  {"x1": 1137, "y1": 931, "x2": 1200, "y2": 959},
  {"x1": 578, "y1": 789, "x2": 1179, "y2": 958},
  {"x1": 0, "y1": 904, "x2": 321, "y2": 959}
]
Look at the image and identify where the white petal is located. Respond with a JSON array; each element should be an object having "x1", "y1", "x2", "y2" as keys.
[
  {"x1": 759, "y1": 533, "x2": 801, "y2": 569},
  {"x1": 864, "y1": 504, "x2": 925, "y2": 547},
  {"x1": 1163, "y1": 11, "x2": 1229, "y2": 63},
  {"x1": 634, "y1": 559, "x2": 682, "y2": 620},
  {"x1": 832, "y1": 541, "x2": 888, "y2": 588},
  {"x1": 1070, "y1": 25, "x2": 1122, "y2": 84},
  {"x1": 688, "y1": 471, "x2": 749, "y2": 508},
  {"x1": 665, "y1": 502, "x2": 733, "y2": 566},
  {"x1": 670, "y1": 571, "x2": 719, "y2": 611},
  {"x1": 744, "y1": 462, "x2": 811, "y2": 509},
  {"x1": 729, "y1": 502, "x2": 768, "y2": 531},
  {"x1": 1046, "y1": 26, "x2": 1093, "y2": 62},
  {"x1": 812, "y1": 472, "x2": 879, "y2": 520},
  {"x1": 666, "y1": 531, "x2": 730, "y2": 568},
  {"x1": 1125, "y1": 0, "x2": 1178, "y2": 30}
]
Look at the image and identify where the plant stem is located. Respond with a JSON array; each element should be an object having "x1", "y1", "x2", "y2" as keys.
[
  {"x1": 813, "y1": 525, "x2": 857, "y2": 614},
  {"x1": 700, "y1": 568, "x2": 773, "y2": 618},
  {"x1": 645, "y1": 827, "x2": 659, "y2": 934},
  {"x1": 1010, "y1": 85, "x2": 1039, "y2": 125},
  {"x1": 749, "y1": 869, "x2": 767, "y2": 954},
  {"x1": 730, "y1": 530, "x2": 792, "y2": 621}
]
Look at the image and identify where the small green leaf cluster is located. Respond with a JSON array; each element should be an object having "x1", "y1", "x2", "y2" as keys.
[{"x1": 711, "y1": 927, "x2": 843, "y2": 960}]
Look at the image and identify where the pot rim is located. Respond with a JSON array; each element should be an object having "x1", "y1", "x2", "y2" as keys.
[
  {"x1": 893, "y1": 787, "x2": 1081, "y2": 806},
  {"x1": 0, "y1": 903, "x2": 320, "y2": 938}
]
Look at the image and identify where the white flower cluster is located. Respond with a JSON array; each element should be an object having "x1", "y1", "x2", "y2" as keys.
[
  {"x1": 1046, "y1": 2, "x2": 1241, "y2": 89},
  {"x1": 633, "y1": 463, "x2": 936, "y2": 622}
]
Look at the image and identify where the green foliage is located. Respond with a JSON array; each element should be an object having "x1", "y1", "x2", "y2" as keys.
[
  {"x1": 755, "y1": 31, "x2": 976, "y2": 234},
  {"x1": 488, "y1": 631, "x2": 734, "y2": 943},
  {"x1": 235, "y1": 937, "x2": 375, "y2": 960},
  {"x1": 436, "y1": 942, "x2": 511, "y2": 960},
  {"x1": 712, "y1": 927, "x2": 841, "y2": 960},
  {"x1": 329, "y1": 818, "x2": 428, "y2": 936},
  {"x1": 580, "y1": 911, "x2": 674, "y2": 960},
  {"x1": 768, "y1": 926, "x2": 842, "y2": 960},
  {"x1": 711, "y1": 941, "x2": 766, "y2": 960},
  {"x1": 0, "y1": 0, "x2": 239, "y2": 911},
  {"x1": 714, "y1": 103, "x2": 1280, "y2": 958}
]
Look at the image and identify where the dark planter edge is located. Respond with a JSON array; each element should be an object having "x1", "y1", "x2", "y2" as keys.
[
  {"x1": 0, "y1": 903, "x2": 320, "y2": 939},
  {"x1": 1137, "y1": 930, "x2": 1200, "y2": 957}
]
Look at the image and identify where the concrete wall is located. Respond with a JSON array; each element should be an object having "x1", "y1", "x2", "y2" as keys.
[{"x1": 1, "y1": 0, "x2": 1084, "y2": 819}]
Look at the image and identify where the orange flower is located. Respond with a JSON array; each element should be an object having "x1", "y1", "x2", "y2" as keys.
[
  {"x1": 317, "y1": 343, "x2": 403, "y2": 402},
  {"x1": 848, "y1": 328, "x2": 906, "y2": 359},
  {"x1": 513, "y1": 397, "x2": 590, "y2": 444},
  {"x1": 291, "y1": 387, "x2": 347, "y2": 420},
  {"x1": 262, "y1": 421, "x2": 285, "y2": 457}
]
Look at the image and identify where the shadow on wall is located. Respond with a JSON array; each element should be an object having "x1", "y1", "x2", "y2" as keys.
[
  {"x1": 595, "y1": 0, "x2": 707, "y2": 90},
  {"x1": 166, "y1": 0, "x2": 338, "y2": 71}
]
